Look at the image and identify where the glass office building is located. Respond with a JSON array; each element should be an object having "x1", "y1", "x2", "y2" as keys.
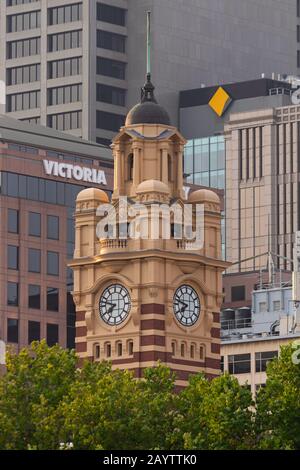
[
  {"x1": 0, "y1": 115, "x2": 113, "y2": 351},
  {"x1": 184, "y1": 136, "x2": 225, "y2": 190}
]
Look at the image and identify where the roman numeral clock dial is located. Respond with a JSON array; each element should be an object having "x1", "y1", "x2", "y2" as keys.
[
  {"x1": 99, "y1": 284, "x2": 131, "y2": 326},
  {"x1": 173, "y1": 285, "x2": 200, "y2": 326}
]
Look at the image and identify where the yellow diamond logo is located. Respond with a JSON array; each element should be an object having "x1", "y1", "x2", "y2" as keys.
[{"x1": 209, "y1": 87, "x2": 232, "y2": 117}]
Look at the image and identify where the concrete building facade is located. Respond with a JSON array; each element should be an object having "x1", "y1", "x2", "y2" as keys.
[
  {"x1": 0, "y1": 1, "x2": 299, "y2": 145},
  {"x1": 0, "y1": 114, "x2": 113, "y2": 351}
]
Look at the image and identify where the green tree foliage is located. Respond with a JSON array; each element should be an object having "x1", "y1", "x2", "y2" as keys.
[
  {"x1": 0, "y1": 341, "x2": 299, "y2": 450},
  {"x1": 170, "y1": 373, "x2": 255, "y2": 450},
  {"x1": 255, "y1": 343, "x2": 300, "y2": 450}
]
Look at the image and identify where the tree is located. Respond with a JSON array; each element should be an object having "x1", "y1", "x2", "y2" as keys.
[
  {"x1": 0, "y1": 341, "x2": 77, "y2": 450},
  {"x1": 255, "y1": 343, "x2": 300, "y2": 450},
  {"x1": 171, "y1": 373, "x2": 255, "y2": 450}
]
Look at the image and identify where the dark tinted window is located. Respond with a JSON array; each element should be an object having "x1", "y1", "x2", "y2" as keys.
[
  {"x1": 7, "y1": 318, "x2": 18, "y2": 343},
  {"x1": 28, "y1": 320, "x2": 40, "y2": 344},
  {"x1": 231, "y1": 285, "x2": 245, "y2": 302},
  {"x1": 28, "y1": 284, "x2": 40, "y2": 309},
  {"x1": 28, "y1": 248, "x2": 41, "y2": 273},
  {"x1": 96, "y1": 110, "x2": 125, "y2": 131},
  {"x1": 47, "y1": 323, "x2": 59, "y2": 346},
  {"x1": 255, "y1": 351, "x2": 278, "y2": 372},
  {"x1": 96, "y1": 57, "x2": 126, "y2": 80},
  {"x1": 7, "y1": 282, "x2": 19, "y2": 306},
  {"x1": 47, "y1": 287, "x2": 59, "y2": 311},
  {"x1": 47, "y1": 215, "x2": 59, "y2": 240},
  {"x1": 47, "y1": 251, "x2": 59, "y2": 276},
  {"x1": 96, "y1": 83, "x2": 126, "y2": 106},
  {"x1": 8, "y1": 208, "x2": 19, "y2": 233},
  {"x1": 97, "y1": 30, "x2": 125, "y2": 53},
  {"x1": 228, "y1": 354, "x2": 251, "y2": 374},
  {"x1": 8, "y1": 245, "x2": 19, "y2": 270},
  {"x1": 28, "y1": 212, "x2": 41, "y2": 237},
  {"x1": 97, "y1": 3, "x2": 126, "y2": 26}
]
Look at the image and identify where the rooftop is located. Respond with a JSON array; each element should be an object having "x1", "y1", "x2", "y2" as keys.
[{"x1": 0, "y1": 114, "x2": 113, "y2": 162}]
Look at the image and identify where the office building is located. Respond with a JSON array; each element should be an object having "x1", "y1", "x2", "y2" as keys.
[
  {"x1": 0, "y1": 1, "x2": 299, "y2": 145},
  {"x1": 0, "y1": 114, "x2": 113, "y2": 351},
  {"x1": 221, "y1": 282, "x2": 300, "y2": 395}
]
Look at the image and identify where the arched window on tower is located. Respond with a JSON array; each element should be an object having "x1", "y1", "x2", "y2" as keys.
[
  {"x1": 94, "y1": 343, "x2": 100, "y2": 359},
  {"x1": 117, "y1": 341, "x2": 123, "y2": 357},
  {"x1": 128, "y1": 153, "x2": 134, "y2": 181},
  {"x1": 181, "y1": 342, "x2": 185, "y2": 357},
  {"x1": 127, "y1": 340, "x2": 133, "y2": 355}
]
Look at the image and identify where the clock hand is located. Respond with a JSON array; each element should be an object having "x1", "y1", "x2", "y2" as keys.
[{"x1": 107, "y1": 303, "x2": 117, "y2": 314}]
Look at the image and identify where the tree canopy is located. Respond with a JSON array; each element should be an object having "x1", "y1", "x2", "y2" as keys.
[{"x1": 0, "y1": 340, "x2": 299, "y2": 450}]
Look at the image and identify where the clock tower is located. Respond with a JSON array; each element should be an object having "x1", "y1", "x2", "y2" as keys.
[{"x1": 70, "y1": 74, "x2": 229, "y2": 388}]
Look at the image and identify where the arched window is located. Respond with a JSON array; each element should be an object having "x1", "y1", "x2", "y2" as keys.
[
  {"x1": 117, "y1": 342, "x2": 123, "y2": 357},
  {"x1": 106, "y1": 343, "x2": 111, "y2": 358},
  {"x1": 181, "y1": 343, "x2": 185, "y2": 357},
  {"x1": 171, "y1": 341, "x2": 176, "y2": 356},
  {"x1": 128, "y1": 153, "x2": 133, "y2": 181},
  {"x1": 128, "y1": 340, "x2": 133, "y2": 355},
  {"x1": 200, "y1": 345, "x2": 205, "y2": 360},
  {"x1": 190, "y1": 344, "x2": 195, "y2": 359},
  {"x1": 94, "y1": 344, "x2": 100, "y2": 359}
]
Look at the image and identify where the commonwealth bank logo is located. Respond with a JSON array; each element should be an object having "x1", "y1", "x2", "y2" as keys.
[{"x1": 209, "y1": 86, "x2": 232, "y2": 117}]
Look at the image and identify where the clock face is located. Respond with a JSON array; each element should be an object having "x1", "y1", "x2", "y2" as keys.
[
  {"x1": 99, "y1": 284, "x2": 131, "y2": 326},
  {"x1": 173, "y1": 285, "x2": 200, "y2": 326}
]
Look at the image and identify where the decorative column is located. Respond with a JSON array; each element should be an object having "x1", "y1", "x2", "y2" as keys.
[
  {"x1": 161, "y1": 146, "x2": 169, "y2": 184},
  {"x1": 114, "y1": 146, "x2": 122, "y2": 196},
  {"x1": 176, "y1": 145, "x2": 184, "y2": 197},
  {"x1": 133, "y1": 144, "x2": 141, "y2": 189}
]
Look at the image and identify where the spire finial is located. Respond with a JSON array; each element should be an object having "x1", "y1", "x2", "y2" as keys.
[{"x1": 147, "y1": 11, "x2": 151, "y2": 78}]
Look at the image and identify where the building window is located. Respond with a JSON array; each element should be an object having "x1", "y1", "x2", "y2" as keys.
[
  {"x1": 48, "y1": 84, "x2": 82, "y2": 106},
  {"x1": 47, "y1": 324, "x2": 59, "y2": 347},
  {"x1": 97, "y1": 3, "x2": 126, "y2": 26},
  {"x1": 259, "y1": 301, "x2": 267, "y2": 313},
  {"x1": 128, "y1": 340, "x2": 133, "y2": 356},
  {"x1": 7, "y1": 0, "x2": 39, "y2": 5},
  {"x1": 96, "y1": 57, "x2": 126, "y2": 80},
  {"x1": 221, "y1": 355, "x2": 224, "y2": 372},
  {"x1": 28, "y1": 212, "x2": 41, "y2": 237},
  {"x1": 96, "y1": 137, "x2": 111, "y2": 147},
  {"x1": 28, "y1": 248, "x2": 41, "y2": 273},
  {"x1": 117, "y1": 342, "x2": 122, "y2": 357},
  {"x1": 7, "y1": 37, "x2": 40, "y2": 59},
  {"x1": 255, "y1": 351, "x2": 278, "y2": 372},
  {"x1": 6, "y1": 91, "x2": 40, "y2": 112},
  {"x1": 7, "y1": 11, "x2": 41, "y2": 33},
  {"x1": 7, "y1": 282, "x2": 19, "y2": 307},
  {"x1": 48, "y1": 30, "x2": 82, "y2": 52},
  {"x1": 7, "y1": 64, "x2": 40, "y2": 86},
  {"x1": 48, "y1": 3, "x2": 82, "y2": 25},
  {"x1": 47, "y1": 111, "x2": 82, "y2": 131},
  {"x1": 47, "y1": 215, "x2": 59, "y2": 240},
  {"x1": 106, "y1": 343, "x2": 111, "y2": 357},
  {"x1": 171, "y1": 341, "x2": 176, "y2": 356},
  {"x1": 28, "y1": 320, "x2": 40, "y2": 344},
  {"x1": 184, "y1": 136, "x2": 225, "y2": 190},
  {"x1": 96, "y1": 83, "x2": 126, "y2": 107},
  {"x1": 200, "y1": 345, "x2": 204, "y2": 360},
  {"x1": 28, "y1": 284, "x2": 40, "y2": 309},
  {"x1": 190, "y1": 344, "x2": 195, "y2": 359},
  {"x1": 47, "y1": 287, "x2": 59, "y2": 312},
  {"x1": 47, "y1": 57, "x2": 82, "y2": 79},
  {"x1": 47, "y1": 251, "x2": 59, "y2": 276},
  {"x1": 96, "y1": 110, "x2": 125, "y2": 132},
  {"x1": 7, "y1": 319, "x2": 19, "y2": 343},
  {"x1": 97, "y1": 30, "x2": 126, "y2": 53},
  {"x1": 8, "y1": 208, "x2": 19, "y2": 234},
  {"x1": 95, "y1": 344, "x2": 100, "y2": 359},
  {"x1": 228, "y1": 354, "x2": 251, "y2": 374},
  {"x1": 298, "y1": 50, "x2": 300, "y2": 68},
  {"x1": 181, "y1": 343, "x2": 185, "y2": 357},
  {"x1": 231, "y1": 285, "x2": 245, "y2": 302},
  {"x1": 273, "y1": 300, "x2": 281, "y2": 312},
  {"x1": 8, "y1": 245, "x2": 19, "y2": 270}
]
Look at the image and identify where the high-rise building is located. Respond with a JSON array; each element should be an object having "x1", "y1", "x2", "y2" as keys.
[
  {"x1": 0, "y1": 1, "x2": 298, "y2": 145},
  {"x1": 0, "y1": 114, "x2": 113, "y2": 351}
]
